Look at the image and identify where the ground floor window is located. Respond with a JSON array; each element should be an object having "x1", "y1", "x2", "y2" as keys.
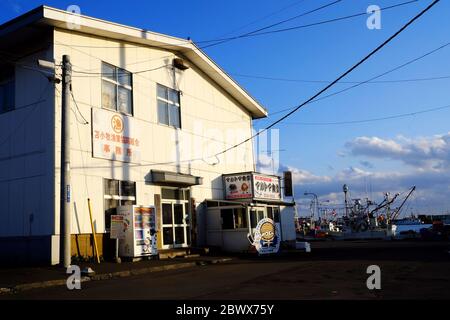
[
  {"x1": 220, "y1": 208, "x2": 247, "y2": 230},
  {"x1": 104, "y1": 179, "x2": 136, "y2": 231}
]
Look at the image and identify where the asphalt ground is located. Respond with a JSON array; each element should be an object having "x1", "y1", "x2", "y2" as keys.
[{"x1": 2, "y1": 240, "x2": 449, "y2": 300}]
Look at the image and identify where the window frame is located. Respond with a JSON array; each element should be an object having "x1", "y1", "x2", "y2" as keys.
[
  {"x1": 103, "y1": 178, "x2": 137, "y2": 231},
  {"x1": 220, "y1": 207, "x2": 248, "y2": 230},
  {"x1": 101, "y1": 62, "x2": 133, "y2": 116},
  {"x1": 156, "y1": 83, "x2": 181, "y2": 128}
]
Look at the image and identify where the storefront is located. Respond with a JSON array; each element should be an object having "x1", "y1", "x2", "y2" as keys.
[
  {"x1": 205, "y1": 172, "x2": 296, "y2": 253},
  {"x1": 148, "y1": 170, "x2": 202, "y2": 251}
]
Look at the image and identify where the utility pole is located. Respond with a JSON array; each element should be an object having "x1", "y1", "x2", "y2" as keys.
[
  {"x1": 343, "y1": 184, "x2": 349, "y2": 217},
  {"x1": 61, "y1": 55, "x2": 72, "y2": 268}
]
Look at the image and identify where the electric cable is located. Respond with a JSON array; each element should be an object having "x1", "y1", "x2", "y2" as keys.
[{"x1": 211, "y1": 0, "x2": 440, "y2": 161}]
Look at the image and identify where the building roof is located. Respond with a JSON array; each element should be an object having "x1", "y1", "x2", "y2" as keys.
[{"x1": 0, "y1": 5, "x2": 268, "y2": 119}]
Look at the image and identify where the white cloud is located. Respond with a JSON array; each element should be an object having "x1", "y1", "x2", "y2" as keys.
[
  {"x1": 345, "y1": 132, "x2": 450, "y2": 169},
  {"x1": 289, "y1": 166, "x2": 450, "y2": 214},
  {"x1": 274, "y1": 132, "x2": 450, "y2": 214}
]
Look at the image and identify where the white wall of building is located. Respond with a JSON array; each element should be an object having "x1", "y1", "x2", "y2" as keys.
[
  {"x1": 0, "y1": 46, "x2": 55, "y2": 238},
  {"x1": 53, "y1": 29, "x2": 256, "y2": 236},
  {"x1": 280, "y1": 206, "x2": 296, "y2": 241}
]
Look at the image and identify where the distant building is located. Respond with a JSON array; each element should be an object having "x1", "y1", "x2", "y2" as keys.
[{"x1": 0, "y1": 6, "x2": 294, "y2": 265}]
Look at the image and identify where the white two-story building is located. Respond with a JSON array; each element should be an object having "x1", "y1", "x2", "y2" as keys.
[{"x1": 0, "y1": 6, "x2": 296, "y2": 265}]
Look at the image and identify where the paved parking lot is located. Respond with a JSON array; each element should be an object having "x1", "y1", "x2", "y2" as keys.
[{"x1": 2, "y1": 241, "x2": 450, "y2": 300}]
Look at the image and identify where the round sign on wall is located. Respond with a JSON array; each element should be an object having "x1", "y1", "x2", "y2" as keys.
[{"x1": 111, "y1": 115, "x2": 124, "y2": 133}]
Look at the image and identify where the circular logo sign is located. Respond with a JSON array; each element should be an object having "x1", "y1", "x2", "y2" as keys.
[
  {"x1": 250, "y1": 217, "x2": 280, "y2": 254},
  {"x1": 111, "y1": 115, "x2": 124, "y2": 133},
  {"x1": 260, "y1": 221, "x2": 275, "y2": 241}
]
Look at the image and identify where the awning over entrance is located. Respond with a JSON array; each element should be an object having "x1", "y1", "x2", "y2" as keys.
[
  {"x1": 205, "y1": 199, "x2": 295, "y2": 208},
  {"x1": 149, "y1": 170, "x2": 203, "y2": 187}
]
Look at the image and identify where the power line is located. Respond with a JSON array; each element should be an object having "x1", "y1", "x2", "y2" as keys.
[
  {"x1": 281, "y1": 103, "x2": 450, "y2": 126},
  {"x1": 0, "y1": 82, "x2": 52, "y2": 148},
  {"x1": 51, "y1": 0, "x2": 436, "y2": 86},
  {"x1": 199, "y1": 0, "x2": 343, "y2": 49},
  {"x1": 49, "y1": 0, "x2": 335, "y2": 52},
  {"x1": 64, "y1": 37, "x2": 450, "y2": 126},
  {"x1": 216, "y1": 0, "x2": 308, "y2": 38},
  {"x1": 49, "y1": 35, "x2": 450, "y2": 132},
  {"x1": 71, "y1": 64, "x2": 169, "y2": 76},
  {"x1": 211, "y1": 0, "x2": 440, "y2": 161},
  {"x1": 70, "y1": 90, "x2": 89, "y2": 124},
  {"x1": 196, "y1": 0, "x2": 420, "y2": 46},
  {"x1": 51, "y1": 0, "x2": 415, "y2": 56},
  {"x1": 58, "y1": 35, "x2": 450, "y2": 130},
  {"x1": 230, "y1": 73, "x2": 450, "y2": 84},
  {"x1": 266, "y1": 40, "x2": 450, "y2": 117}
]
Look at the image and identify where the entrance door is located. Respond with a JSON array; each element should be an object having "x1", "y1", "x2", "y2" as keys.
[
  {"x1": 161, "y1": 201, "x2": 189, "y2": 249},
  {"x1": 249, "y1": 207, "x2": 267, "y2": 237}
]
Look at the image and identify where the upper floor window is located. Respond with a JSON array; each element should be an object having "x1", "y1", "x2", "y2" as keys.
[
  {"x1": 0, "y1": 65, "x2": 15, "y2": 113},
  {"x1": 157, "y1": 83, "x2": 181, "y2": 128},
  {"x1": 102, "y1": 62, "x2": 133, "y2": 115}
]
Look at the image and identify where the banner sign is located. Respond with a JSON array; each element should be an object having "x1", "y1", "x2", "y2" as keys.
[
  {"x1": 253, "y1": 174, "x2": 281, "y2": 200},
  {"x1": 92, "y1": 108, "x2": 141, "y2": 163},
  {"x1": 110, "y1": 215, "x2": 125, "y2": 239},
  {"x1": 251, "y1": 218, "x2": 280, "y2": 254},
  {"x1": 224, "y1": 173, "x2": 253, "y2": 200},
  {"x1": 223, "y1": 173, "x2": 281, "y2": 201}
]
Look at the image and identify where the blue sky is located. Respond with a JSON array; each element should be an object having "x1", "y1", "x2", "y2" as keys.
[{"x1": 1, "y1": 0, "x2": 449, "y2": 214}]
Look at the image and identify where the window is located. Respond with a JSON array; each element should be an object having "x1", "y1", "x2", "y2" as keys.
[
  {"x1": 157, "y1": 83, "x2": 181, "y2": 128},
  {"x1": 102, "y1": 62, "x2": 133, "y2": 115},
  {"x1": 0, "y1": 65, "x2": 15, "y2": 113},
  {"x1": 161, "y1": 188, "x2": 189, "y2": 200},
  {"x1": 273, "y1": 207, "x2": 281, "y2": 223},
  {"x1": 221, "y1": 209, "x2": 234, "y2": 230},
  {"x1": 250, "y1": 211, "x2": 257, "y2": 229},
  {"x1": 104, "y1": 179, "x2": 136, "y2": 230},
  {"x1": 234, "y1": 208, "x2": 248, "y2": 229},
  {"x1": 221, "y1": 208, "x2": 248, "y2": 230},
  {"x1": 267, "y1": 207, "x2": 273, "y2": 220}
]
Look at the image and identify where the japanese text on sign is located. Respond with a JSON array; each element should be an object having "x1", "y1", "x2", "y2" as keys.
[{"x1": 92, "y1": 108, "x2": 141, "y2": 163}]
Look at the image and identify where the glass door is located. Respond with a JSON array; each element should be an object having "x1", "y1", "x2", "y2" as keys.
[
  {"x1": 249, "y1": 207, "x2": 267, "y2": 238},
  {"x1": 161, "y1": 201, "x2": 189, "y2": 249}
]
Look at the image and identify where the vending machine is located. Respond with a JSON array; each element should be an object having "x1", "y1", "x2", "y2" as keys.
[{"x1": 117, "y1": 205, "x2": 158, "y2": 257}]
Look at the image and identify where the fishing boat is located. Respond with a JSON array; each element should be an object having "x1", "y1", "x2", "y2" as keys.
[{"x1": 297, "y1": 185, "x2": 421, "y2": 240}]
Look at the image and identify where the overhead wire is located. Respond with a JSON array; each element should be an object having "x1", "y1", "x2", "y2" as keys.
[
  {"x1": 210, "y1": 0, "x2": 441, "y2": 161},
  {"x1": 52, "y1": 0, "x2": 419, "y2": 71},
  {"x1": 216, "y1": 0, "x2": 308, "y2": 38},
  {"x1": 230, "y1": 73, "x2": 450, "y2": 84},
  {"x1": 199, "y1": 0, "x2": 343, "y2": 49},
  {"x1": 265, "y1": 40, "x2": 450, "y2": 117},
  {"x1": 196, "y1": 0, "x2": 420, "y2": 47},
  {"x1": 0, "y1": 81, "x2": 53, "y2": 148},
  {"x1": 281, "y1": 102, "x2": 450, "y2": 126},
  {"x1": 31, "y1": 0, "x2": 440, "y2": 168}
]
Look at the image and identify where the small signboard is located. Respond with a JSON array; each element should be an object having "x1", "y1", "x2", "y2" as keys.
[
  {"x1": 253, "y1": 174, "x2": 281, "y2": 200},
  {"x1": 223, "y1": 172, "x2": 281, "y2": 201},
  {"x1": 110, "y1": 215, "x2": 125, "y2": 239},
  {"x1": 250, "y1": 218, "x2": 281, "y2": 255},
  {"x1": 283, "y1": 171, "x2": 293, "y2": 197},
  {"x1": 92, "y1": 108, "x2": 141, "y2": 163},
  {"x1": 223, "y1": 173, "x2": 253, "y2": 200}
]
